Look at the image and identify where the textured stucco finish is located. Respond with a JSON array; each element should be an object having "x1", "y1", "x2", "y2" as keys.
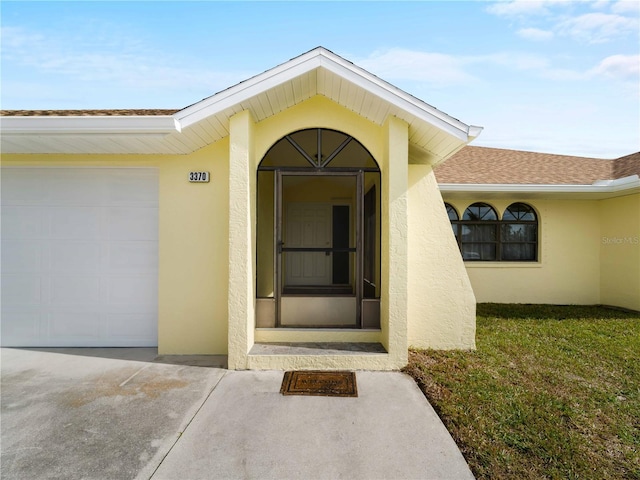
[
  {"x1": 2, "y1": 96, "x2": 481, "y2": 365},
  {"x1": 227, "y1": 110, "x2": 257, "y2": 369},
  {"x1": 444, "y1": 196, "x2": 640, "y2": 312},
  {"x1": 380, "y1": 116, "x2": 410, "y2": 368},
  {"x1": 408, "y1": 166, "x2": 476, "y2": 349},
  {"x1": 599, "y1": 193, "x2": 640, "y2": 311}
]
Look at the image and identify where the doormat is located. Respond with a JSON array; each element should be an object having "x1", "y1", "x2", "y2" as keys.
[{"x1": 280, "y1": 371, "x2": 358, "y2": 397}]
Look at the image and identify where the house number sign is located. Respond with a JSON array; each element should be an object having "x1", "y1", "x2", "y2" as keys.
[{"x1": 189, "y1": 171, "x2": 210, "y2": 183}]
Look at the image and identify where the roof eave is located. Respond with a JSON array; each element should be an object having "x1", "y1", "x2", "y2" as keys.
[
  {"x1": 0, "y1": 115, "x2": 178, "y2": 135},
  {"x1": 174, "y1": 47, "x2": 479, "y2": 142},
  {"x1": 438, "y1": 175, "x2": 640, "y2": 199}
]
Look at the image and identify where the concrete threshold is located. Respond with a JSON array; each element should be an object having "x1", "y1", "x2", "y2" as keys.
[{"x1": 249, "y1": 342, "x2": 387, "y2": 356}]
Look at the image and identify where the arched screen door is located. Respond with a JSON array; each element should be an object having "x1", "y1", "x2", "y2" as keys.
[{"x1": 256, "y1": 129, "x2": 380, "y2": 328}]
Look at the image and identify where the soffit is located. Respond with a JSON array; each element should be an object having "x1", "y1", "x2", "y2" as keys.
[{"x1": 0, "y1": 48, "x2": 481, "y2": 161}]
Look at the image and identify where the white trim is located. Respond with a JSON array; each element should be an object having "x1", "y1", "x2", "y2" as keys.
[
  {"x1": 174, "y1": 47, "x2": 480, "y2": 141},
  {"x1": 0, "y1": 115, "x2": 176, "y2": 135},
  {"x1": 0, "y1": 48, "x2": 481, "y2": 155},
  {"x1": 438, "y1": 175, "x2": 640, "y2": 194}
]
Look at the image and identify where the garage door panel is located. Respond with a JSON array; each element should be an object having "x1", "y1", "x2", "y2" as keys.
[
  {"x1": 47, "y1": 171, "x2": 106, "y2": 206},
  {"x1": 1, "y1": 312, "x2": 42, "y2": 344},
  {"x1": 108, "y1": 207, "x2": 158, "y2": 241},
  {"x1": 108, "y1": 175, "x2": 159, "y2": 206},
  {"x1": 108, "y1": 314, "x2": 157, "y2": 338},
  {"x1": 47, "y1": 207, "x2": 102, "y2": 239},
  {"x1": 50, "y1": 242, "x2": 103, "y2": 273},
  {"x1": 51, "y1": 276, "x2": 101, "y2": 305},
  {"x1": 2, "y1": 206, "x2": 43, "y2": 238},
  {"x1": 1, "y1": 172, "x2": 47, "y2": 205},
  {"x1": 1, "y1": 167, "x2": 159, "y2": 347},
  {"x1": 1, "y1": 275, "x2": 42, "y2": 305},
  {"x1": 50, "y1": 312, "x2": 103, "y2": 338},
  {"x1": 1, "y1": 241, "x2": 42, "y2": 273},
  {"x1": 108, "y1": 277, "x2": 158, "y2": 305},
  {"x1": 108, "y1": 244, "x2": 158, "y2": 271}
]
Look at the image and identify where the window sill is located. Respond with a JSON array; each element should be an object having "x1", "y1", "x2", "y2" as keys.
[{"x1": 464, "y1": 261, "x2": 542, "y2": 268}]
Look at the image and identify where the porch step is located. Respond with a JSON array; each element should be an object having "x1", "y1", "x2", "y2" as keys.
[{"x1": 249, "y1": 342, "x2": 387, "y2": 356}]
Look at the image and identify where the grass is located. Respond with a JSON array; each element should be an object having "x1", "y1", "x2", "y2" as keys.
[{"x1": 403, "y1": 304, "x2": 640, "y2": 479}]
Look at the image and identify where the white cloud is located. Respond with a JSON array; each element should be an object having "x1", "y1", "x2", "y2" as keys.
[
  {"x1": 611, "y1": 0, "x2": 640, "y2": 14},
  {"x1": 590, "y1": 0, "x2": 612, "y2": 10},
  {"x1": 557, "y1": 12, "x2": 639, "y2": 43},
  {"x1": 0, "y1": 25, "x2": 245, "y2": 94},
  {"x1": 358, "y1": 49, "x2": 476, "y2": 86},
  {"x1": 357, "y1": 48, "x2": 593, "y2": 88},
  {"x1": 486, "y1": 1, "x2": 560, "y2": 17},
  {"x1": 517, "y1": 27, "x2": 555, "y2": 40},
  {"x1": 589, "y1": 54, "x2": 640, "y2": 80}
]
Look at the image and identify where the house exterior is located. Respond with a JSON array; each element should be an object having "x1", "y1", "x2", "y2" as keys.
[
  {"x1": 437, "y1": 148, "x2": 640, "y2": 312},
  {"x1": 1, "y1": 47, "x2": 638, "y2": 370}
]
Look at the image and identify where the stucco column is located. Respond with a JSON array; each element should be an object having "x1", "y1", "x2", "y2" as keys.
[
  {"x1": 382, "y1": 116, "x2": 409, "y2": 368},
  {"x1": 228, "y1": 110, "x2": 256, "y2": 369}
]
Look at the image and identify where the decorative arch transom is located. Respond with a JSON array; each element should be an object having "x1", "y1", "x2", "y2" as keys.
[{"x1": 446, "y1": 201, "x2": 538, "y2": 262}]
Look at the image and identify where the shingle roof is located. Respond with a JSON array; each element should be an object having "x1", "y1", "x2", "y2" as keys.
[
  {"x1": 435, "y1": 146, "x2": 639, "y2": 185},
  {"x1": 613, "y1": 152, "x2": 640, "y2": 179},
  {"x1": 0, "y1": 109, "x2": 178, "y2": 116}
]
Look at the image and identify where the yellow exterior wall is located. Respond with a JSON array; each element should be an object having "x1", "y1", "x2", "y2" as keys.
[
  {"x1": 444, "y1": 197, "x2": 602, "y2": 305},
  {"x1": 1, "y1": 146, "x2": 231, "y2": 355},
  {"x1": 237, "y1": 98, "x2": 411, "y2": 369},
  {"x1": 157, "y1": 141, "x2": 229, "y2": 354},
  {"x1": 599, "y1": 193, "x2": 640, "y2": 311},
  {"x1": 408, "y1": 167, "x2": 476, "y2": 349}
]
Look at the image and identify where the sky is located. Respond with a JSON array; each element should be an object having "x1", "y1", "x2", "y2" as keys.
[{"x1": 1, "y1": 0, "x2": 639, "y2": 158}]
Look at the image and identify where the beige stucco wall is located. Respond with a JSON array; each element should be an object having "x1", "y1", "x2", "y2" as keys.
[
  {"x1": 444, "y1": 197, "x2": 603, "y2": 305},
  {"x1": 599, "y1": 193, "x2": 640, "y2": 311},
  {"x1": 158, "y1": 141, "x2": 230, "y2": 354},
  {"x1": 2, "y1": 96, "x2": 478, "y2": 365},
  {"x1": 408, "y1": 167, "x2": 476, "y2": 349},
  {"x1": 1, "y1": 148, "x2": 231, "y2": 354},
  {"x1": 235, "y1": 97, "x2": 411, "y2": 369}
]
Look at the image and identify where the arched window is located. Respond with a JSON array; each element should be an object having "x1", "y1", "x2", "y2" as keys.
[
  {"x1": 445, "y1": 203, "x2": 459, "y2": 240},
  {"x1": 445, "y1": 203, "x2": 459, "y2": 221},
  {"x1": 445, "y1": 201, "x2": 539, "y2": 262},
  {"x1": 501, "y1": 203, "x2": 537, "y2": 261},
  {"x1": 460, "y1": 203, "x2": 498, "y2": 261}
]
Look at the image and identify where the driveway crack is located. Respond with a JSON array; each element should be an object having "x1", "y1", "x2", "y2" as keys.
[{"x1": 140, "y1": 370, "x2": 229, "y2": 480}]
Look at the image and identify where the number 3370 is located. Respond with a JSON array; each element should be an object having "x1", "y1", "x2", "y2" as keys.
[{"x1": 189, "y1": 171, "x2": 210, "y2": 183}]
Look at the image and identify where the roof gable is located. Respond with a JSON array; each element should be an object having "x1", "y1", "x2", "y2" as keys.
[{"x1": 0, "y1": 47, "x2": 481, "y2": 160}]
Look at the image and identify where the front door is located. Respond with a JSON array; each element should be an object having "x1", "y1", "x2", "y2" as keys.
[
  {"x1": 284, "y1": 203, "x2": 332, "y2": 287},
  {"x1": 276, "y1": 172, "x2": 359, "y2": 327},
  {"x1": 255, "y1": 128, "x2": 381, "y2": 329}
]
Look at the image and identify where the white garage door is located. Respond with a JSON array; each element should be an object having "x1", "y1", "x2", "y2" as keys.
[{"x1": 1, "y1": 167, "x2": 159, "y2": 347}]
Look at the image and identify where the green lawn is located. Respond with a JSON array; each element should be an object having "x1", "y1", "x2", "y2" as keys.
[{"x1": 404, "y1": 304, "x2": 640, "y2": 480}]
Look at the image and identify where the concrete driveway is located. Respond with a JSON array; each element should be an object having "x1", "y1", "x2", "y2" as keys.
[{"x1": 1, "y1": 348, "x2": 474, "y2": 480}]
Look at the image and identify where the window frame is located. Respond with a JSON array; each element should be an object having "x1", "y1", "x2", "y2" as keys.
[
  {"x1": 446, "y1": 201, "x2": 539, "y2": 263},
  {"x1": 500, "y1": 203, "x2": 538, "y2": 262}
]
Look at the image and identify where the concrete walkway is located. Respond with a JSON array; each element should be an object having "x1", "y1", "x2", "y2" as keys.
[{"x1": 1, "y1": 348, "x2": 474, "y2": 480}]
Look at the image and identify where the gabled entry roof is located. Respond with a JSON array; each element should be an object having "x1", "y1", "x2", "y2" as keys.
[{"x1": 1, "y1": 47, "x2": 481, "y2": 163}]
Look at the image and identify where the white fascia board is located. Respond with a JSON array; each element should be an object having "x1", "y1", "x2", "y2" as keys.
[
  {"x1": 317, "y1": 53, "x2": 480, "y2": 141},
  {"x1": 1, "y1": 116, "x2": 177, "y2": 135},
  {"x1": 438, "y1": 175, "x2": 640, "y2": 194},
  {"x1": 174, "y1": 51, "x2": 324, "y2": 130},
  {"x1": 174, "y1": 47, "x2": 483, "y2": 142}
]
